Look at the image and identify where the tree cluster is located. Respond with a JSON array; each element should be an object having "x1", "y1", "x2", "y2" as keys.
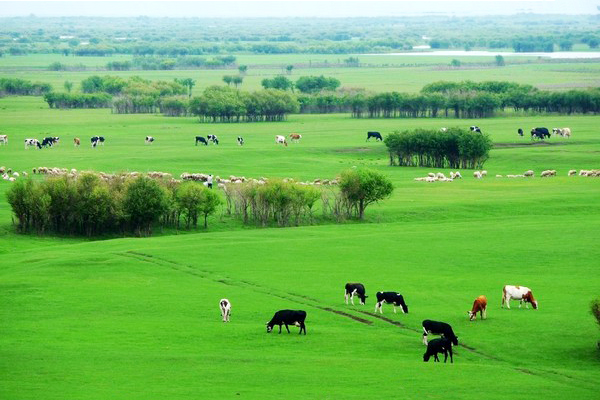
[
  {"x1": 44, "y1": 92, "x2": 112, "y2": 109},
  {"x1": 384, "y1": 128, "x2": 493, "y2": 169},
  {"x1": 6, "y1": 174, "x2": 221, "y2": 237},
  {"x1": 0, "y1": 78, "x2": 52, "y2": 96}
]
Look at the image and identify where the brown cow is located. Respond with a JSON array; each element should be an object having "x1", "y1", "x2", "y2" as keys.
[
  {"x1": 289, "y1": 133, "x2": 302, "y2": 143},
  {"x1": 468, "y1": 295, "x2": 487, "y2": 321},
  {"x1": 74, "y1": 137, "x2": 80, "y2": 147}
]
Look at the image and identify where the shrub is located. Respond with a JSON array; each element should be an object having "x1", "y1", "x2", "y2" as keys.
[
  {"x1": 123, "y1": 176, "x2": 170, "y2": 236},
  {"x1": 339, "y1": 168, "x2": 393, "y2": 220}
]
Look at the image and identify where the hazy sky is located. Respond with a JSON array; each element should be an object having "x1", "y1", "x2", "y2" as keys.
[{"x1": 0, "y1": 0, "x2": 597, "y2": 18}]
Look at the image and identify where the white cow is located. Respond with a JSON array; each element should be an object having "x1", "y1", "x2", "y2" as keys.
[
  {"x1": 501, "y1": 285, "x2": 538, "y2": 309},
  {"x1": 219, "y1": 298, "x2": 231, "y2": 322},
  {"x1": 24, "y1": 138, "x2": 41, "y2": 149},
  {"x1": 145, "y1": 136, "x2": 154, "y2": 145},
  {"x1": 275, "y1": 135, "x2": 287, "y2": 147},
  {"x1": 0, "y1": 135, "x2": 7, "y2": 145}
]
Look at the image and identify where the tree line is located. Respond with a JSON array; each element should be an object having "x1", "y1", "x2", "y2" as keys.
[
  {"x1": 6, "y1": 174, "x2": 221, "y2": 237},
  {"x1": 384, "y1": 128, "x2": 493, "y2": 169},
  {"x1": 0, "y1": 78, "x2": 52, "y2": 96}
]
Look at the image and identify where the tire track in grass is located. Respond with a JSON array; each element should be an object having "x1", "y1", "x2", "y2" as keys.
[{"x1": 119, "y1": 251, "x2": 594, "y2": 390}]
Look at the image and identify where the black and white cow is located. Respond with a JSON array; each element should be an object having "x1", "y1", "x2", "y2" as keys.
[
  {"x1": 195, "y1": 136, "x2": 208, "y2": 146},
  {"x1": 470, "y1": 126, "x2": 482, "y2": 133},
  {"x1": 145, "y1": 136, "x2": 154, "y2": 145},
  {"x1": 237, "y1": 136, "x2": 244, "y2": 146},
  {"x1": 422, "y1": 319, "x2": 458, "y2": 346},
  {"x1": 375, "y1": 292, "x2": 409, "y2": 314},
  {"x1": 41, "y1": 137, "x2": 59, "y2": 147},
  {"x1": 91, "y1": 136, "x2": 105, "y2": 147},
  {"x1": 531, "y1": 127, "x2": 550, "y2": 140},
  {"x1": 366, "y1": 131, "x2": 383, "y2": 141},
  {"x1": 24, "y1": 138, "x2": 42, "y2": 149},
  {"x1": 518, "y1": 128, "x2": 524, "y2": 136},
  {"x1": 423, "y1": 337, "x2": 454, "y2": 363},
  {"x1": 207, "y1": 134, "x2": 219, "y2": 145},
  {"x1": 266, "y1": 310, "x2": 306, "y2": 335},
  {"x1": 344, "y1": 283, "x2": 367, "y2": 305},
  {"x1": 219, "y1": 298, "x2": 231, "y2": 322}
]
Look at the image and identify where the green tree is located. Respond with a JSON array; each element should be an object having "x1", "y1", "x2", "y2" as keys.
[
  {"x1": 64, "y1": 80, "x2": 73, "y2": 93},
  {"x1": 495, "y1": 55, "x2": 505, "y2": 67},
  {"x1": 123, "y1": 176, "x2": 169, "y2": 236},
  {"x1": 238, "y1": 65, "x2": 248, "y2": 74},
  {"x1": 232, "y1": 76, "x2": 243, "y2": 88},
  {"x1": 450, "y1": 59, "x2": 461, "y2": 67},
  {"x1": 339, "y1": 168, "x2": 393, "y2": 220},
  {"x1": 176, "y1": 77, "x2": 196, "y2": 98},
  {"x1": 261, "y1": 75, "x2": 293, "y2": 91},
  {"x1": 285, "y1": 64, "x2": 294, "y2": 75},
  {"x1": 222, "y1": 75, "x2": 233, "y2": 86},
  {"x1": 295, "y1": 75, "x2": 341, "y2": 94}
]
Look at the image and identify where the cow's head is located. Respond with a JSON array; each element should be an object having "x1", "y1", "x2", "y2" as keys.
[
  {"x1": 401, "y1": 303, "x2": 409, "y2": 314},
  {"x1": 423, "y1": 352, "x2": 432, "y2": 362},
  {"x1": 266, "y1": 323, "x2": 273, "y2": 333},
  {"x1": 359, "y1": 294, "x2": 368, "y2": 305},
  {"x1": 451, "y1": 336, "x2": 458, "y2": 346},
  {"x1": 468, "y1": 311, "x2": 476, "y2": 321}
]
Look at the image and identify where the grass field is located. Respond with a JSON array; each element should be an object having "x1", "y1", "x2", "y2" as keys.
[{"x1": 1, "y1": 55, "x2": 600, "y2": 399}]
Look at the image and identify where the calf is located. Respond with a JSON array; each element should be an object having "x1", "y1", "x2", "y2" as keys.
[
  {"x1": 344, "y1": 283, "x2": 367, "y2": 305},
  {"x1": 375, "y1": 292, "x2": 409, "y2": 314},
  {"x1": 470, "y1": 126, "x2": 482, "y2": 133},
  {"x1": 73, "y1": 137, "x2": 80, "y2": 147},
  {"x1": 219, "y1": 298, "x2": 231, "y2": 322},
  {"x1": 366, "y1": 131, "x2": 382, "y2": 141},
  {"x1": 468, "y1": 295, "x2": 487, "y2": 321},
  {"x1": 275, "y1": 135, "x2": 288, "y2": 147},
  {"x1": 195, "y1": 136, "x2": 208, "y2": 146},
  {"x1": 207, "y1": 134, "x2": 219, "y2": 145},
  {"x1": 422, "y1": 320, "x2": 458, "y2": 346},
  {"x1": 145, "y1": 136, "x2": 155, "y2": 145},
  {"x1": 0, "y1": 134, "x2": 7, "y2": 145},
  {"x1": 237, "y1": 136, "x2": 244, "y2": 146},
  {"x1": 24, "y1": 138, "x2": 42, "y2": 149},
  {"x1": 423, "y1": 337, "x2": 453, "y2": 363},
  {"x1": 501, "y1": 285, "x2": 538, "y2": 309},
  {"x1": 266, "y1": 310, "x2": 306, "y2": 335},
  {"x1": 289, "y1": 133, "x2": 302, "y2": 143}
]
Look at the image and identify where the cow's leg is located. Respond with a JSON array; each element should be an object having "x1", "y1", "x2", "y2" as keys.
[
  {"x1": 285, "y1": 324, "x2": 290, "y2": 334},
  {"x1": 448, "y1": 346, "x2": 453, "y2": 363},
  {"x1": 423, "y1": 328, "x2": 428, "y2": 345},
  {"x1": 351, "y1": 289, "x2": 357, "y2": 305},
  {"x1": 278, "y1": 324, "x2": 282, "y2": 334},
  {"x1": 344, "y1": 291, "x2": 349, "y2": 305},
  {"x1": 483, "y1": 306, "x2": 487, "y2": 319},
  {"x1": 434, "y1": 354, "x2": 439, "y2": 362},
  {"x1": 300, "y1": 322, "x2": 306, "y2": 335},
  {"x1": 400, "y1": 303, "x2": 405, "y2": 314},
  {"x1": 374, "y1": 302, "x2": 379, "y2": 313},
  {"x1": 518, "y1": 300, "x2": 522, "y2": 309},
  {"x1": 393, "y1": 304, "x2": 397, "y2": 314},
  {"x1": 505, "y1": 297, "x2": 510, "y2": 309},
  {"x1": 443, "y1": 350, "x2": 448, "y2": 363}
]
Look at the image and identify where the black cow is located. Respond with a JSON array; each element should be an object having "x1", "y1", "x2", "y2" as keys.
[
  {"x1": 366, "y1": 131, "x2": 383, "y2": 141},
  {"x1": 344, "y1": 283, "x2": 367, "y2": 305},
  {"x1": 207, "y1": 134, "x2": 219, "y2": 145},
  {"x1": 518, "y1": 128, "x2": 523, "y2": 136},
  {"x1": 41, "y1": 136, "x2": 59, "y2": 147},
  {"x1": 266, "y1": 310, "x2": 306, "y2": 335},
  {"x1": 423, "y1": 337, "x2": 454, "y2": 363},
  {"x1": 422, "y1": 319, "x2": 458, "y2": 346},
  {"x1": 375, "y1": 292, "x2": 409, "y2": 314},
  {"x1": 237, "y1": 136, "x2": 244, "y2": 146},
  {"x1": 195, "y1": 136, "x2": 208, "y2": 146},
  {"x1": 531, "y1": 127, "x2": 550, "y2": 140},
  {"x1": 470, "y1": 126, "x2": 482, "y2": 133},
  {"x1": 91, "y1": 136, "x2": 105, "y2": 147}
]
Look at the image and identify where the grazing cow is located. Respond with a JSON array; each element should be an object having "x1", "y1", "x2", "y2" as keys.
[
  {"x1": 24, "y1": 138, "x2": 42, "y2": 149},
  {"x1": 275, "y1": 135, "x2": 288, "y2": 147},
  {"x1": 422, "y1": 320, "x2": 458, "y2": 346},
  {"x1": 423, "y1": 337, "x2": 454, "y2": 363},
  {"x1": 207, "y1": 134, "x2": 219, "y2": 145},
  {"x1": 219, "y1": 299, "x2": 231, "y2": 322},
  {"x1": 266, "y1": 310, "x2": 306, "y2": 335},
  {"x1": 561, "y1": 127, "x2": 571, "y2": 138},
  {"x1": 531, "y1": 127, "x2": 550, "y2": 140},
  {"x1": 375, "y1": 292, "x2": 409, "y2": 314},
  {"x1": 73, "y1": 137, "x2": 80, "y2": 147},
  {"x1": 145, "y1": 136, "x2": 154, "y2": 145},
  {"x1": 440, "y1": 127, "x2": 448, "y2": 132},
  {"x1": 237, "y1": 136, "x2": 244, "y2": 146},
  {"x1": 41, "y1": 136, "x2": 59, "y2": 147},
  {"x1": 195, "y1": 136, "x2": 208, "y2": 146},
  {"x1": 470, "y1": 126, "x2": 482, "y2": 133},
  {"x1": 344, "y1": 283, "x2": 367, "y2": 305},
  {"x1": 518, "y1": 128, "x2": 523, "y2": 136},
  {"x1": 366, "y1": 131, "x2": 383, "y2": 141},
  {"x1": 501, "y1": 285, "x2": 538, "y2": 309},
  {"x1": 289, "y1": 133, "x2": 302, "y2": 143},
  {"x1": 91, "y1": 136, "x2": 105, "y2": 147},
  {"x1": 468, "y1": 295, "x2": 488, "y2": 321},
  {"x1": 0, "y1": 134, "x2": 7, "y2": 145}
]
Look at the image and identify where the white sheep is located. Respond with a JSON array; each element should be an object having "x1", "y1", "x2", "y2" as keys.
[
  {"x1": 473, "y1": 171, "x2": 482, "y2": 179},
  {"x1": 568, "y1": 170, "x2": 577, "y2": 176},
  {"x1": 524, "y1": 170, "x2": 534, "y2": 177},
  {"x1": 496, "y1": 174, "x2": 503, "y2": 178}
]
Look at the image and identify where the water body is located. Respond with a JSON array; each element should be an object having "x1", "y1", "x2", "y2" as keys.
[{"x1": 374, "y1": 51, "x2": 600, "y2": 59}]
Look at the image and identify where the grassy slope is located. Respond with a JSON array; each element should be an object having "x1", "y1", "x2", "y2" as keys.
[{"x1": 0, "y1": 71, "x2": 600, "y2": 398}]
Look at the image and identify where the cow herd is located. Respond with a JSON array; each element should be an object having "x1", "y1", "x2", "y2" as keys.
[
  {"x1": 519, "y1": 127, "x2": 572, "y2": 140},
  {"x1": 222, "y1": 282, "x2": 537, "y2": 364}
]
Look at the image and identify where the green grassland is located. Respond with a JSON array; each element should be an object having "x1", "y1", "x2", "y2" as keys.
[
  {"x1": 1, "y1": 56, "x2": 600, "y2": 398},
  {"x1": 2, "y1": 53, "x2": 600, "y2": 94}
]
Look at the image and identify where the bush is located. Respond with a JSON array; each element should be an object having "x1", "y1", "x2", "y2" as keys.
[
  {"x1": 338, "y1": 168, "x2": 393, "y2": 220},
  {"x1": 123, "y1": 176, "x2": 170, "y2": 236},
  {"x1": 176, "y1": 182, "x2": 221, "y2": 228}
]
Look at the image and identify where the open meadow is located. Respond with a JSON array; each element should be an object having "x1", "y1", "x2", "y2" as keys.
[{"x1": 1, "y1": 54, "x2": 600, "y2": 399}]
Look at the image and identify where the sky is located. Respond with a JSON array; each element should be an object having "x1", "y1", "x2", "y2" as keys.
[{"x1": 0, "y1": 0, "x2": 597, "y2": 18}]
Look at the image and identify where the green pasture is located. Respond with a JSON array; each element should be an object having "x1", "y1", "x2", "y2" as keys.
[
  {"x1": 1, "y1": 97, "x2": 600, "y2": 399},
  {"x1": 2, "y1": 53, "x2": 600, "y2": 94}
]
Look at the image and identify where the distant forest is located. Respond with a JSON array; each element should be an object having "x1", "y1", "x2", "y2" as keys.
[{"x1": 0, "y1": 14, "x2": 599, "y2": 56}]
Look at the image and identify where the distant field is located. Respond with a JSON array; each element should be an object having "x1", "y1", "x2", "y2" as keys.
[
  {"x1": 1, "y1": 75, "x2": 600, "y2": 399},
  {"x1": 1, "y1": 54, "x2": 600, "y2": 94}
]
